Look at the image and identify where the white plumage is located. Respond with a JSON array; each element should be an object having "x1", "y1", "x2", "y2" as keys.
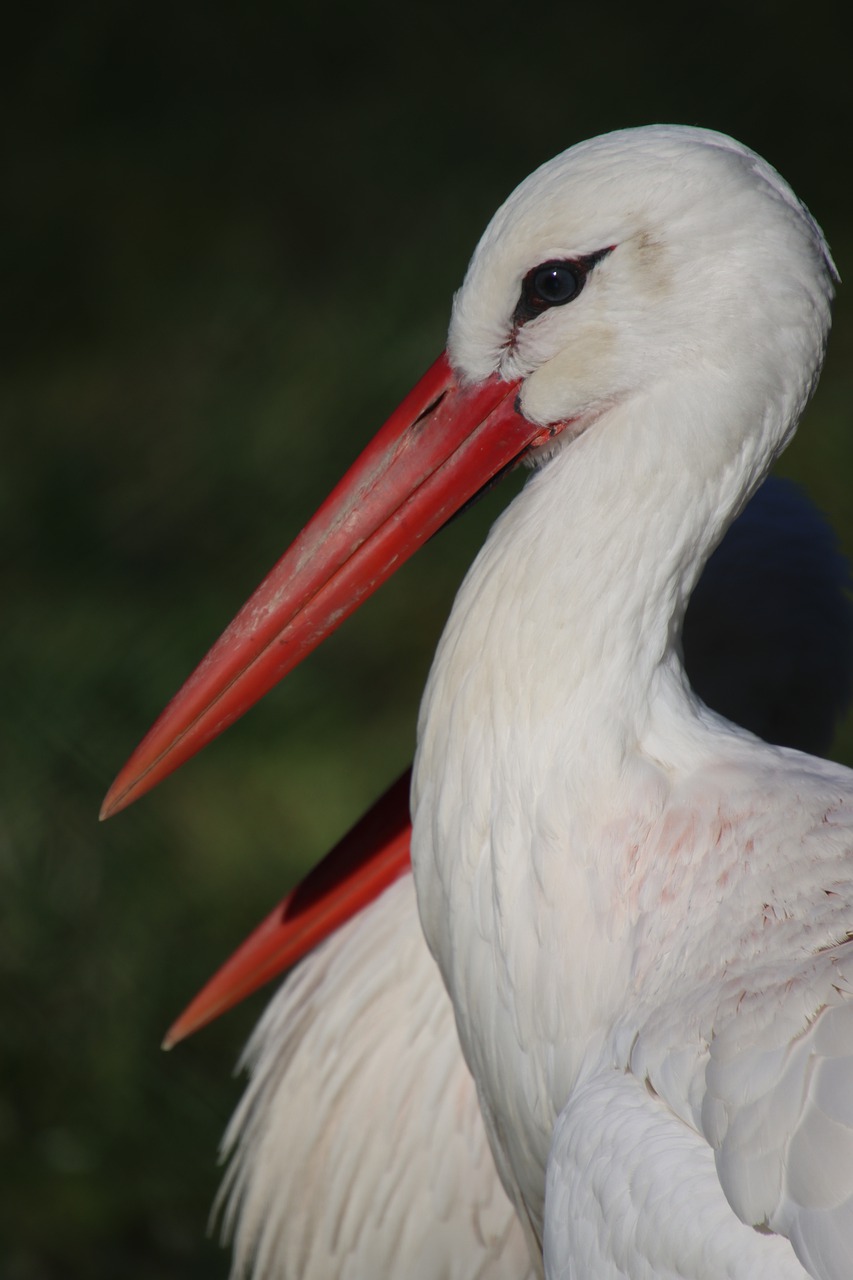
[
  {"x1": 220, "y1": 473, "x2": 852, "y2": 1280},
  {"x1": 223, "y1": 875, "x2": 535, "y2": 1279},
  {"x1": 407, "y1": 126, "x2": 853, "y2": 1277}
]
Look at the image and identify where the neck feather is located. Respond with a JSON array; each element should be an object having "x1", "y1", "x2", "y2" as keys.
[{"x1": 417, "y1": 367, "x2": 792, "y2": 804}]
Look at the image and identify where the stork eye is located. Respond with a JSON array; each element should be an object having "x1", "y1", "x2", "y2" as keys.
[
  {"x1": 514, "y1": 248, "x2": 612, "y2": 327},
  {"x1": 532, "y1": 263, "x2": 580, "y2": 304}
]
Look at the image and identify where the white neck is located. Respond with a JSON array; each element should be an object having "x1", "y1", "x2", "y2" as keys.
[
  {"x1": 409, "y1": 364, "x2": 809, "y2": 1226},
  {"x1": 416, "y1": 360, "x2": 795, "y2": 810}
]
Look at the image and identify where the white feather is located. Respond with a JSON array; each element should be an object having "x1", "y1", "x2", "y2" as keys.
[
  {"x1": 411, "y1": 125, "x2": 847, "y2": 1277},
  {"x1": 221, "y1": 875, "x2": 537, "y2": 1280}
]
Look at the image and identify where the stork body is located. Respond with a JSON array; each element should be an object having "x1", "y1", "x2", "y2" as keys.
[
  {"x1": 410, "y1": 129, "x2": 851, "y2": 1276},
  {"x1": 220, "y1": 476, "x2": 852, "y2": 1279}
]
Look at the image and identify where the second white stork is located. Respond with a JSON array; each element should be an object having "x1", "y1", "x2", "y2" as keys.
[{"x1": 104, "y1": 126, "x2": 852, "y2": 1278}]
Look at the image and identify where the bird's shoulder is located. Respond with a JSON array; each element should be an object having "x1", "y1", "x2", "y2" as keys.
[
  {"x1": 632, "y1": 740, "x2": 853, "y2": 955},
  {"x1": 622, "y1": 745, "x2": 853, "y2": 1279}
]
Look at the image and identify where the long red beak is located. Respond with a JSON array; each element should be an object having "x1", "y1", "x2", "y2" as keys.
[
  {"x1": 163, "y1": 769, "x2": 413, "y2": 1047},
  {"x1": 101, "y1": 351, "x2": 551, "y2": 820}
]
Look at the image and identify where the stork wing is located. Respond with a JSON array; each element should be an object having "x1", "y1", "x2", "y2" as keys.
[
  {"x1": 545, "y1": 1071, "x2": 809, "y2": 1279},
  {"x1": 703, "y1": 949, "x2": 853, "y2": 1279}
]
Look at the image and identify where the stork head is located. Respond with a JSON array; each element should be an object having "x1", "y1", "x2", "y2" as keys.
[
  {"x1": 451, "y1": 126, "x2": 834, "y2": 453},
  {"x1": 101, "y1": 126, "x2": 835, "y2": 819}
]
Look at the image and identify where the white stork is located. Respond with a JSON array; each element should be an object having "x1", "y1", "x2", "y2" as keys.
[
  {"x1": 159, "y1": 478, "x2": 852, "y2": 1280},
  {"x1": 104, "y1": 126, "x2": 853, "y2": 1278}
]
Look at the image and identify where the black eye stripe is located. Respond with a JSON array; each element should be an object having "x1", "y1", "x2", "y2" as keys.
[{"x1": 513, "y1": 247, "x2": 613, "y2": 328}]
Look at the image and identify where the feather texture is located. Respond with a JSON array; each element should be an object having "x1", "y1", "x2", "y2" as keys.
[{"x1": 222, "y1": 876, "x2": 536, "y2": 1280}]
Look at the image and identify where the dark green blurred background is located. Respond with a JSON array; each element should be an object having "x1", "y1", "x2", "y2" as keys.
[{"x1": 4, "y1": 2, "x2": 853, "y2": 1275}]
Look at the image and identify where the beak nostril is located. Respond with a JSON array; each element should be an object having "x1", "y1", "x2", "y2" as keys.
[{"x1": 413, "y1": 388, "x2": 449, "y2": 428}]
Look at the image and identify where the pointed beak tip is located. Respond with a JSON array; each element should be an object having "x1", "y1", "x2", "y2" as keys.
[
  {"x1": 162, "y1": 1008, "x2": 197, "y2": 1050},
  {"x1": 99, "y1": 787, "x2": 128, "y2": 823},
  {"x1": 100, "y1": 757, "x2": 159, "y2": 822}
]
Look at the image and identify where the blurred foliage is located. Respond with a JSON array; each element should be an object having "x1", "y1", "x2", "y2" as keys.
[{"x1": 3, "y1": 1, "x2": 853, "y2": 1275}]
